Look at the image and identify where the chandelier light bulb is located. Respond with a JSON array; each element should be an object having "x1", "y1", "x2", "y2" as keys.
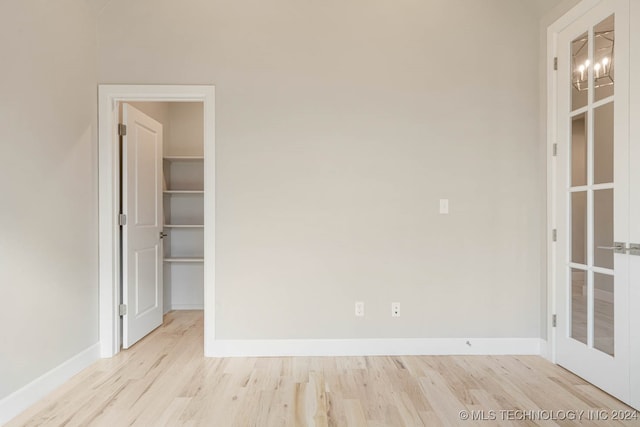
[
  {"x1": 594, "y1": 62, "x2": 601, "y2": 78},
  {"x1": 578, "y1": 64, "x2": 585, "y2": 81},
  {"x1": 585, "y1": 59, "x2": 591, "y2": 67}
]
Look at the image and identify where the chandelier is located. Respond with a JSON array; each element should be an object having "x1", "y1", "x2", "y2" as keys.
[{"x1": 572, "y1": 29, "x2": 614, "y2": 92}]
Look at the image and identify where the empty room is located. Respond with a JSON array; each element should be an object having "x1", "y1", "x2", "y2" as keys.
[{"x1": 1, "y1": 0, "x2": 639, "y2": 425}]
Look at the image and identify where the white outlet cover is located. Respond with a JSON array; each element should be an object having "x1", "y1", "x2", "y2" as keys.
[{"x1": 391, "y1": 302, "x2": 400, "y2": 317}]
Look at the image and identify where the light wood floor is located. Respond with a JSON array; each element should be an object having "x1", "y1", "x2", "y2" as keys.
[{"x1": 8, "y1": 311, "x2": 638, "y2": 427}]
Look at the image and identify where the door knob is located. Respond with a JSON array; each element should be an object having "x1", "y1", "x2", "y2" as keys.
[
  {"x1": 596, "y1": 242, "x2": 625, "y2": 254},
  {"x1": 597, "y1": 242, "x2": 640, "y2": 255}
]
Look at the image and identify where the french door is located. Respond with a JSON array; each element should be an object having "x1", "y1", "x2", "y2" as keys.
[{"x1": 555, "y1": 0, "x2": 632, "y2": 403}]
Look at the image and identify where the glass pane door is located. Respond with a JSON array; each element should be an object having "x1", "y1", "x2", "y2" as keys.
[
  {"x1": 555, "y1": 0, "x2": 630, "y2": 404},
  {"x1": 568, "y1": 14, "x2": 616, "y2": 357}
]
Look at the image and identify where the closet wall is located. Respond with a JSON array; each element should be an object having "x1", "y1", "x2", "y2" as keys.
[{"x1": 127, "y1": 102, "x2": 205, "y2": 312}]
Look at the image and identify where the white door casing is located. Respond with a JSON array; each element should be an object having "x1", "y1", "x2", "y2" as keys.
[
  {"x1": 121, "y1": 104, "x2": 164, "y2": 348},
  {"x1": 554, "y1": 0, "x2": 631, "y2": 404},
  {"x1": 98, "y1": 85, "x2": 215, "y2": 358}
]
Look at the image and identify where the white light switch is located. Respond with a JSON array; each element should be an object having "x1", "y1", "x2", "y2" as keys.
[
  {"x1": 355, "y1": 301, "x2": 364, "y2": 317},
  {"x1": 439, "y1": 199, "x2": 449, "y2": 214}
]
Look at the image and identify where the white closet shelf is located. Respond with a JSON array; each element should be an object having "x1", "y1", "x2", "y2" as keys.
[
  {"x1": 164, "y1": 258, "x2": 204, "y2": 263},
  {"x1": 164, "y1": 224, "x2": 204, "y2": 228},
  {"x1": 163, "y1": 156, "x2": 204, "y2": 161},
  {"x1": 163, "y1": 190, "x2": 204, "y2": 194}
]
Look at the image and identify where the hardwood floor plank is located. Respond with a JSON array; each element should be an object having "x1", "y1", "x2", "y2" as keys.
[
  {"x1": 343, "y1": 399, "x2": 368, "y2": 426},
  {"x1": 6, "y1": 311, "x2": 639, "y2": 427}
]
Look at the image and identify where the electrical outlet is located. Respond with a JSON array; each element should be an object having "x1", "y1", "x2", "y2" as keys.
[
  {"x1": 391, "y1": 302, "x2": 400, "y2": 317},
  {"x1": 355, "y1": 301, "x2": 365, "y2": 317}
]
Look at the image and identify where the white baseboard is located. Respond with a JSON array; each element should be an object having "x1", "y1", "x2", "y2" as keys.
[
  {"x1": 539, "y1": 339, "x2": 551, "y2": 360},
  {"x1": 0, "y1": 343, "x2": 100, "y2": 426},
  {"x1": 171, "y1": 304, "x2": 204, "y2": 310},
  {"x1": 208, "y1": 338, "x2": 542, "y2": 357}
]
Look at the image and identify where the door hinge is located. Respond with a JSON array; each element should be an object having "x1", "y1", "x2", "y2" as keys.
[
  {"x1": 119, "y1": 214, "x2": 127, "y2": 226},
  {"x1": 118, "y1": 123, "x2": 127, "y2": 136},
  {"x1": 553, "y1": 143, "x2": 558, "y2": 157},
  {"x1": 552, "y1": 314, "x2": 557, "y2": 327},
  {"x1": 119, "y1": 304, "x2": 127, "y2": 316},
  {"x1": 552, "y1": 229, "x2": 557, "y2": 242},
  {"x1": 553, "y1": 57, "x2": 558, "y2": 71}
]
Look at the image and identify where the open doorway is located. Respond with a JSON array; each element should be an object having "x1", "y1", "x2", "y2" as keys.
[
  {"x1": 120, "y1": 101, "x2": 205, "y2": 349},
  {"x1": 98, "y1": 85, "x2": 215, "y2": 358}
]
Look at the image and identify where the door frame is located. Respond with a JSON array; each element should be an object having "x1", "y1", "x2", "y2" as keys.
[{"x1": 98, "y1": 85, "x2": 215, "y2": 357}]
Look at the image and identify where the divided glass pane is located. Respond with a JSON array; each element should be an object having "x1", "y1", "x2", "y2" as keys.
[
  {"x1": 571, "y1": 113, "x2": 588, "y2": 187},
  {"x1": 571, "y1": 191, "x2": 588, "y2": 265},
  {"x1": 594, "y1": 15, "x2": 615, "y2": 102},
  {"x1": 594, "y1": 272, "x2": 614, "y2": 356},
  {"x1": 594, "y1": 189, "x2": 614, "y2": 270},
  {"x1": 571, "y1": 268, "x2": 588, "y2": 345},
  {"x1": 594, "y1": 102, "x2": 614, "y2": 184},
  {"x1": 571, "y1": 32, "x2": 589, "y2": 111}
]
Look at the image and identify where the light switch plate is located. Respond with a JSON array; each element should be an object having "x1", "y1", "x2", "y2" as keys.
[
  {"x1": 355, "y1": 301, "x2": 364, "y2": 317},
  {"x1": 439, "y1": 199, "x2": 449, "y2": 214}
]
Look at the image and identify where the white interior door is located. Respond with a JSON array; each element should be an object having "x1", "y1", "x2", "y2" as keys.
[
  {"x1": 555, "y1": 0, "x2": 631, "y2": 403},
  {"x1": 629, "y1": 1, "x2": 640, "y2": 410},
  {"x1": 121, "y1": 104, "x2": 164, "y2": 349}
]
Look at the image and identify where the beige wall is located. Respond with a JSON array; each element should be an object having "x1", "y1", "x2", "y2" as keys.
[
  {"x1": 0, "y1": 3, "x2": 573, "y2": 401},
  {"x1": 0, "y1": 0, "x2": 98, "y2": 399},
  {"x1": 97, "y1": 0, "x2": 563, "y2": 340}
]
